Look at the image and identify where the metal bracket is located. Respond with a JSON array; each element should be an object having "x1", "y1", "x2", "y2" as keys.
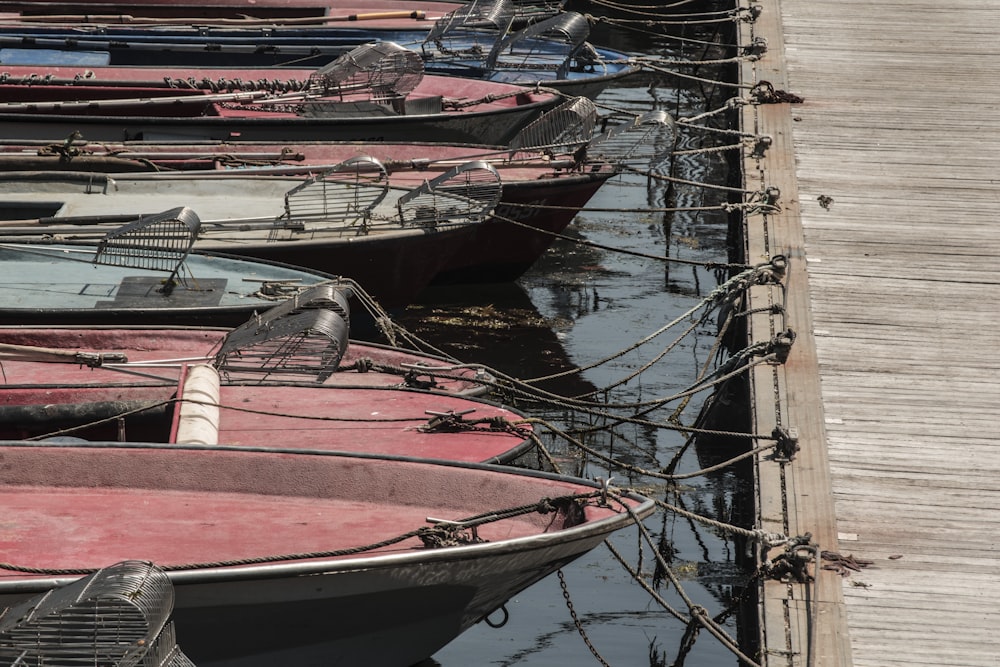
[
  {"x1": 750, "y1": 134, "x2": 772, "y2": 159},
  {"x1": 771, "y1": 426, "x2": 800, "y2": 462}
]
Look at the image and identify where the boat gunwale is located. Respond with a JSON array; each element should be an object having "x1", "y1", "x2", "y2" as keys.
[{"x1": 0, "y1": 440, "x2": 654, "y2": 591}]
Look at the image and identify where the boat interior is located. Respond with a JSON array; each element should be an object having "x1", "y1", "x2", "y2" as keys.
[{"x1": 0, "y1": 285, "x2": 352, "y2": 443}]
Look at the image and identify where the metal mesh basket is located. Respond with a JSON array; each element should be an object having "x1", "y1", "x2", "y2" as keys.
[
  {"x1": 423, "y1": 0, "x2": 516, "y2": 57},
  {"x1": 235, "y1": 282, "x2": 352, "y2": 334},
  {"x1": 214, "y1": 307, "x2": 350, "y2": 383},
  {"x1": 508, "y1": 95, "x2": 597, "y2": 156},
  {"x1": 308, "y1": 42, "x2": 424, "y2": 102},
  {"x1": 485, "y1": 11, "x2": 594, "y2": 78},
  {"x1": 276, "y1": 156, "x2": 390, "y2": 236},
  {"x1": 395, "y1": 160, "x2": 502, "y2": 227},
  {"x1": 93, "y1": 207, "x2": 200, "y2": 287},
  {"x1": 587, "y1": 110, "x2": 676, "y2": 164},
  {"x1": 0, "y1": 560, "x2": 191, "y2": 667},
  {"x1": 138, "y1": 622, "x2": 197, "y2": 667}
]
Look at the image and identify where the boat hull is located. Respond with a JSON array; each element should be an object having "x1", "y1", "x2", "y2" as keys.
[
  {"x1": 0, "y1": 104, "x2": 553, "y2": 145},
  {"x1": 0, "y1": 137, "x2": 618, "y2": 285},
  {"x1": 162, "y1": 535, "x2": 598, "y2": 666},
  {"x1": 0, "y1": 324, "x2": 531, "y2": 460},
  {"x1": 7, "y1": 224, "x2": 474, "y2": 310},
  {"x1": 0, "y1": 171, "x2": 486, "y2": 308},
  {"x1": 0, "y1": 34, "x2": 636, "y2": 98},
  {"x1": 0, "y1": 65, "x2": 560, "y2": 145},
  {"x1": 435, "y1": 171, "x2": 613, "y2": 284},
  {"x1": 0, "y1": 444, "x2": 654, "y2": 666},
  {"x1": 188, "y1": 224, "x2": 476, "y2": 308}
]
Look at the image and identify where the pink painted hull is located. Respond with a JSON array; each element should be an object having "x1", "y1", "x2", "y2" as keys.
[{"x1": 0, "y1": 444, "x2": 653, "y2": 666}]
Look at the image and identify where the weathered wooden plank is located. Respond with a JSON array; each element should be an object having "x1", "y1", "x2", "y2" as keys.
[
  {"x1": 745, "y1": 0, "x2": 1000, "y2": 664},
  {"x1": 740, "y1": 0, "x2": 853, "y2": 665}
]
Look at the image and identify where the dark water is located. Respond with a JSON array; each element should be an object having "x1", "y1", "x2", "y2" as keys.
[{"x1": 398, "y1": 5, "x2": 753, "y2": 665}]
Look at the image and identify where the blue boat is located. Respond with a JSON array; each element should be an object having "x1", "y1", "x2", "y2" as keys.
[{"x1": 0, "y1": 207, "x2": 358, "y2": 327}]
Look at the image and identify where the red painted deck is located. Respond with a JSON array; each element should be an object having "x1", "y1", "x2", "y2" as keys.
[
  {"x1": 0, "y1": 446, "x2": 619, "y2": 575},
  {"x1": 0, "y1": 326, "x2": 530, "y2": 462},
  {"x1": 0, "y1": 326, "x2": 485, "y2": 393},
  {"x1": 0, "y1": 64, "x2": 550, "y2": 115}
]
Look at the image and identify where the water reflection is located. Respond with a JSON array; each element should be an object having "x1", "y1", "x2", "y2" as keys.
[{"x1": 401, "y1": 3, "x2": 754, "y2": 664}]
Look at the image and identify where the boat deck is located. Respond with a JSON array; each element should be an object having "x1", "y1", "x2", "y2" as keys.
[
  {"x1": 0, "y1": 445, "x2": 611, "y2": 576},
  {"x1": 741, "y1": 1, "x2": 1000, "y2": 665},
  {"x1": 0, "y1": 327, "x2": 530, "y2": 462}
]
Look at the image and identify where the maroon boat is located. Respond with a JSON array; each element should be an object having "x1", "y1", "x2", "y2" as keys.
[
  {"x1": 0, "y1": 289, "x2": 662, "y2": 667},
  {"x1": 0, "y1": 294, "x2": 532, "y2": 463},
  {"x1": 0, "y1": 42, "x2": 560, "y2": 145}
]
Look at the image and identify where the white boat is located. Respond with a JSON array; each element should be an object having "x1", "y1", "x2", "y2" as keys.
[{"x1": 0, "y1": 159, "x2": 502, "y2": 308}]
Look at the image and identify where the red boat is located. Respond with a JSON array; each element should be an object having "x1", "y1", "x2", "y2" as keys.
[
  {"x1": 0, "y1": 291, "x2": 532, "y2": 464},
  {"x1": 0, "y1": 442, "x2": 653, "y2": 666},
  {"x1": 0, "y1": 42, "x2": 560, "y2": 145},
  {"x1": 0, "y1": 286, "x2": 661, "y2": 667}
]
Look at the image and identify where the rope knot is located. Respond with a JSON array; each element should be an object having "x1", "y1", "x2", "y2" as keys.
[
  {"x1": 753, "y1": 254, "x2": 787, "y2": 284},
  {"x1": 761, "y1": 533, "x2": 815, "y2": 582},
  {"x1": 403, "y1": 370, "x2": 439, "y2": 390},
  {"x1": 749, "y1": 134, "x2": 772, "y2": 158},
  {"x1": 535, "y1": 498, "x2": 559, "y2": 515},
  {"x1": 486, "y1": 415, "x2": 511, "y2": 430},
  {"x1": 751, "y1": 529, "x2": 790, "y2": 548},
  {"x1": 771, "y1": 426, "x2": 800, "y2": 462},
  {"x1": 417, "y1": 522, "x2": 485, "y2": 549},
  {"x1": 742, "y1": 36, "x2": 768, "y2": 59},
  {"x1": 766, "y1": 329, "x2": 796, "y2": 364},
  {"x1": 751, "y1": 80, "x2": 804, "y2": 104}
]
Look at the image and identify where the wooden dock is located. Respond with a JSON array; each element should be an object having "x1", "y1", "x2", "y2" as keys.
[{"x1": 739, "y1": 1, "x2": 1000, "y2": 666}]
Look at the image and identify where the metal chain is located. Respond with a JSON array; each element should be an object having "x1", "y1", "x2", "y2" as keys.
[{"x1": 558, "y1": 570, "x2": 612, "y2": 667}]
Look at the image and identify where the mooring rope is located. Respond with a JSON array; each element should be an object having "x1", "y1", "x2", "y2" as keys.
[
  {"x1": 589, "y1": 8, "x2": 745, "y2": 25},
  {"x1": 489, "y1": 210, "x2": 750, "y2": 269},
  {"x1": 526, "y1": 415, "x2": 778, "y2": 482},
  {"x1": 22, "y1": 393, "x2": 532, "y2": 443},
  {"x1": 610, "y1": 500, "x2": 764, "y2": 667}
]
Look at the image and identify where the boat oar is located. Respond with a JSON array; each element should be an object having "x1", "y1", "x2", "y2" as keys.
[
  {"x1": 6, "y1": 11, "x2": 431, "y2": 26},
  {"x1": 0, "y1": 342, "x2": 127, "y2": 366}
]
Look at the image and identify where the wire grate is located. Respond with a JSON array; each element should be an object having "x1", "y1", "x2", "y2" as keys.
[
  {"x1": 395, "y1": 160, "x2": 501, "y2": 226},
  {"x1": 423, "y1": 0, "x2": 516, "y2": 58},
  {"x1": 93, "y1": 206, "x2": 200, "y2": 277},
  {"x1": 214, "y1": 307, "x2": 350, "y2": 383},
  {"x1": 277, "y1": 156, "x2": 390, "y2": 236},
  {"x1": 587, "y1": 110, "x2": 676, "y2": 164},
  {"x1": 308, "y1": 42, "x2": 424, "y2": 103},
  {"x1": 508, "y1": 96, "x2": 597, "y2": 156},
  {"x1": 485, "y1": 11, "x2": 594, "y2": 79},
  {"x1": 0, "y1": 561, "x2": 193, "y2": 667}
]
